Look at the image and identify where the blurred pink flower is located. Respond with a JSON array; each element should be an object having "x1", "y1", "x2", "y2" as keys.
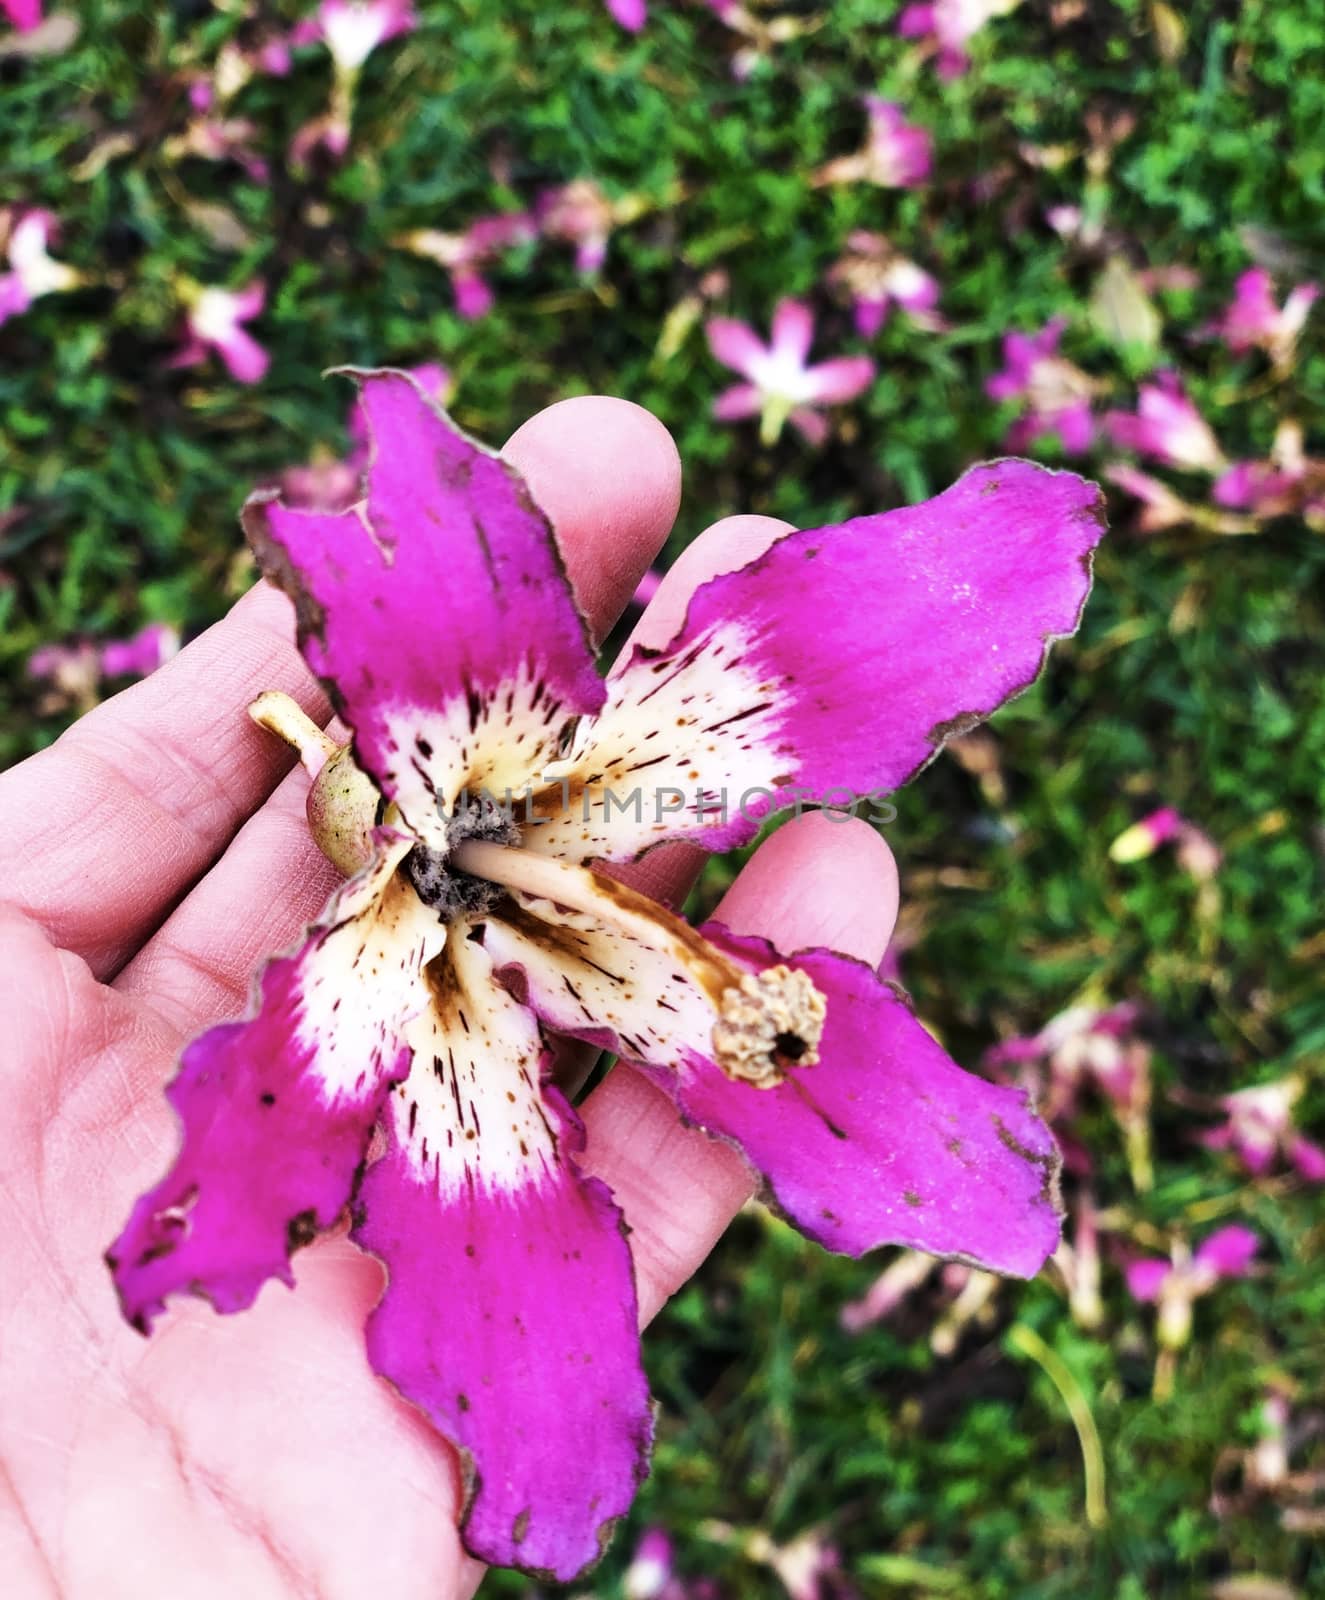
[
  {"x1": 399, "y1": 213, "x2": 536, "y2": 318},
  {"x1": 0, "y1": 209, "x2": 81, "y2": 327},
  {"x1": 1110, "y1": 805, "x2": 1221, "y2": 881},
  {"x1": 815, "y1": 97, "x2": 932, "y2": 190},
  {"x1": 604, "y1": 0, "x2": 647, "y2": 29},
  {"x1": 1104, "y1": 372, "x2": 1226, "y2": 473},
  {"x1": 826, "y1": 231, "x2": 943, "y2": 338},
  {"x1": 303, "y1": 0, "x2": 415, "y2": 73},
  {"x1": 1210, "y1": 267, "x2": 1319, "y2": 369},
  {"x1": 986, "y1": 318, "x2": 1096, "y2": 455},
  {"x1": 840, "y1": 1248, "x2": 938, "y2": 1332},
  {"x1": 624, "y1": 1527, "x2": 684, "y2": 1600},
  {"x1": 290, "y1": 1, "x2": 415, "y2": 165},
  {"x1": 29, "y1": 623, "x2": 179, "y2": 712},
  {"x1": 1125, "y1": 1225, "x2": 1259, "y2": 1350},
  {"x1": 537, "y1": 180, "x2": 617, "y2": 277},
  {"x1": 1213, "y1": 424, "x2": 1325, "y2": 529},
  {"x1": 706, "y1": 298, "x2": 875, "y2": 445},
  {"x1": 171, "y1": 282, "x2": 270, "y2": 385},
  {"x1": 164, "y1": 115, "x2": 269, "y2": 183},
  {"x1": 898, "y1": 0, "x2": 1020, "y2": 79},
  {"x1": 989, "y1": 1001, "x2": 1152, "y2": 1188},
  {"x1": 1, "y1": 0, "x2": 41, "y2": 30},
  {"x1": 1200, "y1": 1078, "x2": 1325, "y2": 1184}
]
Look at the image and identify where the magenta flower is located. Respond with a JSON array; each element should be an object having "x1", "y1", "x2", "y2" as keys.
[
  {"x1": 1213, "y1": 424, "x2": 1325, "y2": 529},
  {"x1": 815, "y1": 97, "x2": 932, "y2": 190},
  {"x1": 0, "y1": 208, "x2": 81, "y2": 327},
  {"x1": 107, "y1": 370, "x2": 1104, "y2": 1579},
  {"x1": 170, "y1": 282, "x2": 270, "y2": 385},
  {"x1": 164, "y1": 114, "x2": 270, "y2": 183},
  {"x1": 1126, "y1": 1225, "x2": 1259, "y2": 1350},
  {"x1": 537, "y1": 179, "x2": 618, "y2": 277},
  {"x1": 290, "y1": 0, "x2": 416, "y2": 164},
  {"x1": 989, "y1": 1001, "x2": 1152, "y2": 1189},
  {"x1": 625, "y1": 1528, "x2": 683, "y2": 1600},
  {"x1": 707, "y1": 298, "x2": 876, "y2": 445},
  {"x1": 29, "y1": 623, "x2": 179, "y2": 712},
  {"x1": 1, "y1": 0, "x2": 41, "y2": 30},
  {"x1": 400, "y1": 212, "x2": 536, "y2": 318},
  {"x1": 1200, "y1": 1078, "x2": 1325, "y2": 1183},
  {"x1": 301, "y1": 0, "x2": 415, "y2": 72},
  {"x1": 1210, "y1": 267, "x2": 1319, "y2": 369},
  {"x1": 605, "y1": 0, "x2": 647, "y2": 29},
  {"x1": 826, "y1": 231, "x2": 943, "y2": 339},
  {"x1": 1110, "y1": 805, "x2": 1221, "y2": 881},
  {"x1": 898, "y1": 0, "x2": 1021, "y2": 79},
  {"x1": 1103, "y1": 372, "x2": 1226, "y2": 473},
  {"x1": 986, "y1": 318, "x2": 1097, "y2": 455}
]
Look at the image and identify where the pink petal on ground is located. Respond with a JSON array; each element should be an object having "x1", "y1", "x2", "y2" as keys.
[
  {"x1": 769, "y1": 298, "x2": 816, "y2": 367},
  {"x1": 107, "y1": 844, "x2": 438, "y2": 1331},
  {"x1": 706, "y1": 317, "x2": 768, "y2": 380},
  {"x1": 1, "y1": 0, "x2": 42, "y2": 30},
  {"x1": 1125, "y1": 1257, "x2": 1171, "y2": 1303},
  {"x1": 453, "y1": 269, "x2": 495, "y2": 319},
  {"x1": 526, "y1": 460, "x2": 1105, "y2": 863},
  {"x1": 243, "y1": 369, "x2": 604, "y2": 847},
  {"x1": 1194, "y1": 1224, "x2": 1259, "y2": 1279},
  {"x1": 1289, "y1": 1137, "x2": 1325, "y2": 1183},
  {"x1": 712, "y1": 382, "x2": 762, "y2": 420},
  {"x1": 217, "y1": 326, "x2": 270, "y2": 385},
  {"x1": 801, "y1": 355, "x2": 876, "y2": 405},
  {"x1": 354, "y1": 935, "x2": 650, "y2": 1580},
  {"x1": 606, "y1": 0, "x2": 648, "y2": 30}
]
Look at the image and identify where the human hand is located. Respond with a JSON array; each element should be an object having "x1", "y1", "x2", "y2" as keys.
[{"x1": 0, "y1": 397, "x2": 899, "y2": 1600}]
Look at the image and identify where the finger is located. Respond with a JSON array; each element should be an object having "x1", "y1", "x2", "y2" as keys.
[
  {"x1": 578, "y1": 809, "x2": 900, "y2": 1324},
  {"x1": 0, "y1": 580, "x2": 326, "y2": 979},
  {"x1": 504, "y1": 395, "x2": 682, "y2": 646},
  {"x1": 116, "y1": 399, "x2": 683, "y2": 1032}
]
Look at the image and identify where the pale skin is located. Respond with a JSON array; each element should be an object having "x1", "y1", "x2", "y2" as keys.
[{"x1": 0, "y1": 398, "x2": 900, "y2": 1600}]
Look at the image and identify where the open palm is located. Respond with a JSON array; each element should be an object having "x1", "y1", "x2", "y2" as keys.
[{"x1": 0, "y1": 398, "x2": 898, "y2": 1600}]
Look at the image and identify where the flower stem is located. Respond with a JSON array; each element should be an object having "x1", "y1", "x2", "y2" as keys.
[{"x1": 248, "y1": 690, "x2": 338, "y2": 778}]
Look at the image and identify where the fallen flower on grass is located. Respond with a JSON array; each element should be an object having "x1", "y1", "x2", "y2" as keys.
[
  {"x1": 707, "y1": 298, "x2": 875, "y2": 444},
  {"x1": 290, "y1": 0, "x2": 416, "y2": 163},
  {"x1": 28, "y1": 622, "x2": 180, "y2": 714},
  {"x1": 1208, "y1": 267, "x2": 1319, "y2": 371},
  {"x1": 825, "y1": 231, "x2": 943, "y2": 338},
  {"x1": 986, "y1": 318, "x2": 1098, "y2": 455},
  {"x1": 988, "y1": 1001, "x2": 1153, "y2": 1190},
  {"x1": 1126, "y1": 1225, "x2": 1259, "y2": 1397},
  {"x1": 1199, "y1": 1078, "x2": 1325, "y2": 1184},
  {"x1": 0, "y1": 0, "x2": 40, "y2": 29},
  {"x1": 1110, "y1": 805, "x2": 1221, "y2": 881},
  {"x1": 0, "y1": 208, "x2": 81, "y2": 327},
  {"x1": 1104, "y1": 373, "x2": 1226, "y2": 474},
  {"x1": 815, "y1": 97, "x2": 932, "y2": 190},
  {"x1": 397, "y1": 212, "x2": 536, "y2": 318},
  {"x1": 898, "y1": 0, "x2": 1021, "y2": 79},
  {"x1": 108, "y1": 368, "x2": 1104, "y2": 1579},
  {"x1": 169, "y1": 281, "x2": 270, "y2": 384}
]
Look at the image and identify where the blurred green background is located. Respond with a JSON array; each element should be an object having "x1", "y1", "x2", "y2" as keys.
[{"x1": 2, "y1": 2, "x2": 1323, "y2": 1596}]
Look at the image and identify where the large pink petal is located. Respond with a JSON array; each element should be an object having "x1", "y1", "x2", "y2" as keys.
[
  {"x1": 354, "y1": 935, "x2": 650, "y2": 1580},
  {"x1": 482, "y1": 901, "x2": 1061, "y2": 1276},
  {"x1": 705, "y1": 317, "x2": 769, "y2": 380},
  {"x1": 525, "y1": 460, "x2": 1105, "y2": 863},
  {"x1": 800, "y1": 355, "x2": 876, "y2": 405},
  {"x1": 770, "y1": 298, "x2": 816, "y2": 366},
  {"x1": 655, "y1": 930, "x2": 1061, "y2": 1274},
  {"x1": 107, "y1": 842, "x2": 441, "y2": 1331},
  {"x1": 243, "y1": 370, "x2": 604, "y2": 846}
]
